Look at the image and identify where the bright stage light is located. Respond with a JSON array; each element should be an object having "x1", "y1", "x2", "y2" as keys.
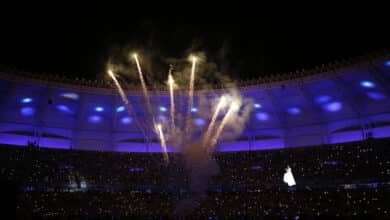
[
  {"x1": 21, "y1": 97, "x2": 33, "y2": 103},
  {"x1": 385, "y1": 60, "x2": 390, "y2": 67},
  {"x1": 360, "y1": 80, "x2": 375, "y2": 88},
  {"x1": 191, "y1": 107, "x2": 198, "y2": 112}
]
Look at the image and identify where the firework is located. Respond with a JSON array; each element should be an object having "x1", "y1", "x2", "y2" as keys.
[
  {"x1": 133, "y1": 53, "x2": 156, "y2": 125},
  {"x1": 168, "y1": 68, "x2": 175, "y2": 131},
  {"x1": 156, "y1": 123, "x2": 169, "y2": 163},
  {"x1": 202, "y1": 96, "x2": 227, "y2": 147},
  {"x1": 188, "y1": 56, "x2": 197, "y2": 113},
  {"x1": 107, "y1": 69, "x2": 148, "y2": 139},
  {"x1": 209, "y1": 101, "x2": 241, "y2": 151}
]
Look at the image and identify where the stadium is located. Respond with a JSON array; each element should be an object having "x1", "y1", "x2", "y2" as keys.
[
  {"x1": 1, "y1": 51, "x2": 390, "y2": 219},
  {"x1": 2, "y1": 7, "x2": 390, "y2": 219},
  {"x1": 1, "y1": 54, "x2": 390, "y2": 152}
]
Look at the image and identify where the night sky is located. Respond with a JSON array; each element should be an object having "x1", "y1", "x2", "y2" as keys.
[{"x1": 1, "y1": 6, "x2": 389, "y2": 80}]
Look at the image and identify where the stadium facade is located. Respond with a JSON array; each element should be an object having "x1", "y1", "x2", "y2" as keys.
[{"x1": 1, "y1": 54, "x2": 390, "y2": 152}]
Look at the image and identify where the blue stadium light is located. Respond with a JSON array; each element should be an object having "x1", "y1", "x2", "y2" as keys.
[
  {"x1": 360, "y1": 80, "x2": 375, "y2": 88},
  {"x1": 116, "y1": 106, "x2": 125, "y2": 112},
  {"x1": 191, "y1": 107, "x2": 198, "y2": 112},
  {"x1": 324, "y1": 101, "x2": 342, "y2": 112},
  {"x1": 366, "y1": 91, "x2": 387, "y2": 100},
  {"x1": 95, "y1": 106, "x2": 104, "y2": 112},
  {"x1": 287, "y1": 107, "x2": 301, "y2": 115},
  {"x1": 159, "y1": 106, "x2": 167, "y2": 112},
  {"x1": 20, "y1": 107, "x2": 35, "y2": 116},
  {"x1": 194, "y1": 118, "x2": 205, "y2": 126},
  {"x1": 56, "y1": 105, "x2": 72, "y2": 114},
  {"x1": 88, "y1": 115, "x2": 102, "y2": 123},
  {"x1": 21, "y1": 97, "x2": 33, "y2": 103},
  {"x1": 315, "y1": 95, "x2": 331, "y2": 104},
  {"x1": 60, "y1": 92, "x2": 79, "y2": 100},
  {"x1": 256, "y1": 112, "x2": 269, "y2": 121},
  {"x1": 120, "y1": 116, "x2": 133, "y2": 124},
  {"x1": 253, "y1": 103, "x2": 262, "y2": 109},
  {"x1": 385, "y1": 60, "x2": 390, "y2": 67}
]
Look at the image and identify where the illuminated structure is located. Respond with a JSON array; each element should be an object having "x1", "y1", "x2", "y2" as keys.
[{"x1": 0, "y1": 54, "x2": 390, "y2": 152}]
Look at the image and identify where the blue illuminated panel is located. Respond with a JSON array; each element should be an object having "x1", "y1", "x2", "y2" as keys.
[
  {"x1": 360, "y1": 80, "x2": 375, "y2": 88},
  {"x1": 21, "y1": 97, "x2": 33, "y2": 103},
  {"x1": 20, "y1": 107, "x2": 35, "y2": 116},
  {"x1": 95, "y1": 106, "x2": 104, "y2": 112},
  {"x1": 88, "y1": 115, "x2": 102, "y2": 123},
  {"x1": 116, "y1": 106, "x2": 125, "y2": 112}
]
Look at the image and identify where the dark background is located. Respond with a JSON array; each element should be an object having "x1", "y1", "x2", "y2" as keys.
[{"x1": 0, "y1": 5, "x2": 389, "y2": 80}]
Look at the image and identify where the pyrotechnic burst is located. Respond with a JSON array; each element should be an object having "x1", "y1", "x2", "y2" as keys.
[
  {"x1": 108, "y1": 51, "x2": 252, "y2": 185},
  {"x1": 209, "y1": 100, "x2": 241, "y2": 151},
  {"x1": 202, "y1": 96, "x2": 227, "y2": 147},
  {"x1": 188, "y1": 55, "x2": 197, "y2": 114},
  {"x1": 133, "y1": 53, "x2": 156, "y2": 126},
  {"x1": 156, "y1": 123, "x2": 169, "y2": 163},
  {"x1": 168, "y1": 66, "x2": 175, "y2": 132}
]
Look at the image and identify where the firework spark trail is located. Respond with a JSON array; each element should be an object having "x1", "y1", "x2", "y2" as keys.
[
  {"x1": 188, "y1": 56, "x2": 197, "y2": 113},
  {"x1": 133, "y1": 54, "x2": 156, "y2": 126},
  {"x1": 108, "y1": 70, "x2": 148, "y2": 140},
  {"x1": 156, "y1": 123, "x2": 169, "y2": 163},
  {"x1": 209, "y1": 101, "x2": 241, "y2": 152},
  {"x1": 202, "y1": 96, "x2": 226, "y2": 147},
  {"x1": 168, "y1": 69, "x2": 175, "y2": 132},
  {"x1": 185, "y1": 57, "x2": 197, "y2": 132}
]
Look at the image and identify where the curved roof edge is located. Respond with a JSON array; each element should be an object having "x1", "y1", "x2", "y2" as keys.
[{"x1": 1, "y1": 49, "x2": 390, "y2": 93}]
